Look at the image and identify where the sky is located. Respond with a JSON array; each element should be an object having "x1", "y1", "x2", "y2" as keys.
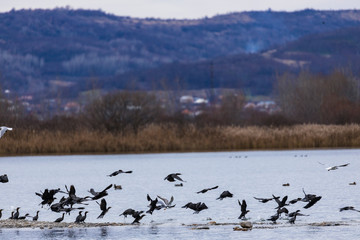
[{"x1": 1, "y1": 0, "x2": 360, "y2": 19}]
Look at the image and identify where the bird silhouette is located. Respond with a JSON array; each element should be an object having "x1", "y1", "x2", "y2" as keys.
[
  {"x1": 88, "y1": 184, "x2": 113, "y2": 200},
  {"x1": 196, "y1": 186, "x2": 218, "y2": 194},
  {"x1": 108, "y1": 170, "x2": 132, "y2": 177},
  {"x1": 157, "y1": 195, "x2": 175, "y2": 209},
  {"x1": 55, "y1": 213, "x2": 65, "y2": 223},
  {"x1": 340, "y1": 206, "x2": 360, "y2": 212},
  {"x1": 304, "y1": 196, "x2": 322, "y2": 209},
  {"x1": 0, "y1": 174, "x2": 9, "y2": 183},
  {"x1": 164, "y1": 173, "x2": 185, "y2": 182},
  {"x1": 216, "y1": 191, "x2": 233, "y2": 200},
  {"x1": 96, "y1": 199, "x2": 111, "y2": 219},
  {"x1": 238, "y1": 199, "x2": 250, "y2": 219}
]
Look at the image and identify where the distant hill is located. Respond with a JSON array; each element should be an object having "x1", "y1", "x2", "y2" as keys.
[{"x1": 0, "y1": 8, "x2": 360, "y2": 98}]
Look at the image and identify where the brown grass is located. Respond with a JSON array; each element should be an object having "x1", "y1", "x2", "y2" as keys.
[{"x1": 1, "y1": 124, "x2": 360, "y2": 156}]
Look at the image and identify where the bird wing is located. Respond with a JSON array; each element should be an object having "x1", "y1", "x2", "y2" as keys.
[
  {"x1": 173, "y1": 174, "x2": 184, "y2": 182},
  {"x1": 102, "y1": 184, "x2": 113, "y2": 192},
  {"x1": 169, "y1": 196, "x2": 174, "y2": 205},
  {"x1": 273, "y1": 195, "x2": 281, "y2": 205},
  {"x1": 157, "y1": 195, "x2": 169, "y2": 205},
  {"x1": 210, "y1": 186, "x2": 219, "y2": 190},
  {"x1": 338, "y1": 163, "x2": 350, "y2": 168}
]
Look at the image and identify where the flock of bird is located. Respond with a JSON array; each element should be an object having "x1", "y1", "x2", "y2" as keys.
[{"x1": 0, "y1": 126, "x2": 358, "y2": 227}]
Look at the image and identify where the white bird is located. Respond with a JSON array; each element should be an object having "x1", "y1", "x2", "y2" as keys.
[
  {"x1": 0, "y1": 126, "x2": 12, "y2": 138},
  {"x1": 319, "y1": 162, "x2": 350, "y2": 171}
]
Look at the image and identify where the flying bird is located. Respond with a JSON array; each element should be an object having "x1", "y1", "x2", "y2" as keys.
[
  {"x1": 108, "y1": 169, "x2": 133, "y2": 177},
  {"x1": 339, "y1": 206, "x2": 360, "y2": 212},
  {"x1": 318, "y1": 162, "x2": 350, "y2": 171},
  {"x1": 164, "y1": 173, "x2": 185, "y2": 182},
  {"x1": 216, "y1": 191, "x2": 233, "y2": 200},
  {"x1": 0, "y1": 126, "x2": 12, "y2": 139},
  {"x1": 182, "y1": 202, "x2": 208, "y2": 214},
  {"x1": 304, "y1": 196, "x2": 322, "y2": 209},
  {"x1": 273, "y1": 195, "x2": 288, "y2": 209},
  {"x1": 88, "y1": 184, "x2": 113, "y2": 200},
  {"x1": 196, "y1": 186, "x2": 218, "y2": 194},
  {"x1": 253, "y1": 196, "x2": 276, "y2": 203},
  {"x1": 96, "y1": 199, "x2": 111, "y2": 218},
  {"x1": 157, "y1": 195, "x2": 175, "y2": 209}
]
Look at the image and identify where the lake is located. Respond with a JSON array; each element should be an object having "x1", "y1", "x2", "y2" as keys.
[{"x1": 1, "y1": 149, "x2": 360, "y2": 239}]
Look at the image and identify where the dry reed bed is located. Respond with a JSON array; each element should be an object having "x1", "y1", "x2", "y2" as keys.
[{"x1": 1, "y1": 124, "x2": 360, "y2": 155}]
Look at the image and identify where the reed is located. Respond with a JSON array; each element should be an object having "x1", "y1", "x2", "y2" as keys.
[{"x1": 1, "y1": 124, "x2": 360, "y2": 155}]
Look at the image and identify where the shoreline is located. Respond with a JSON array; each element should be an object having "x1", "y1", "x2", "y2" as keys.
[{"x1": 0, "y1": 219, "x2": 354, "y2": 230}]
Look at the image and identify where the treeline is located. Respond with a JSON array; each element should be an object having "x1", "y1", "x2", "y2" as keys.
[{"x1": 1, "y1": 69, "x2": 360, "y2": 133}]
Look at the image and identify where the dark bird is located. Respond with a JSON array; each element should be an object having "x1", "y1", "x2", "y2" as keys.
[
  {"x1": 74, "y1": 211, "x2": 83, "y2": 223},
  {"x1": 301, "y1": 189, "x2": 317, "y2": 202},
  {"x1": 55, "y1": 213, "x2": 65, "y2": 223},
  {"x1": 36, "y1": 188, "x2": 64, "y2": 206},
  {"x1": 79, "y1": 211, "x2": 88, "y2": 223},
  {"x1": 273, "y1": 195, "x2": 288, "y2": 209},
  {"x1": 96, "y1": 199, "x2": 111, "y2": 219},
  {"x1": 340, "y1": 206, "x2": 360, "y2": 212},
  {"x1": 175, "y1": 183, "x2": 183, "y2": 187},
  {"x1": 288, "y1": 210, "x2": 309, "y2": 217},
  {"x1": 304, "y1": 196, "x2": 322, "y2": 209},
  {"x1": 132, "y1": 211, "x2": 145, "y2": 224},
  {"x1": 267, "y1": 212, "x2": 280, "y2": 223},
  {"x1": 108, "y1": 170, "x2": 132, "y2": 177},
  {"x1": 8, "y1": 211, "x2": 14, "y2": 219},
  {"x1": 277, "y1": 207, "x2": 289, "y2": 216},
  {"x1": 0, "y1": 209, "x2": 3, "y2": 219},
  {"x1": 13, "y1": 207, "x2": 20, "y2": 219},
  {"x1": 0, "y1": 174, "x2": 9, "y2": 183},
  {"x1": 289, "y1": 198, "x2": 302, "y2": 204},
  {"x1": 157, "y1": 195, "x2": 175, "y2": 209},
  {"x1": 282, "y1": 183, "x2": 290, "y2": 187},
  {"x1": 349, "y1": 182, "x2": 356, "y2": 185},
  {"x1": 182, "y1": 202, "x2": 208, "y2": 214},
  {"x1": 17, "y1": 213, "x2": 29, "y2": 220},
  {"x1": 217, "y1": 191, "x2": 233, "y2": 200},
  {"x1": 114, "y1": 184, "x2": 122, "y2": 190},
  {"x1": 32, "y1": 211, "x2": 40, "y2": 221},
  {"x1": 88, "y1": 184, "x2": 113, "y2": 200},
  {"x1": 238, "y1": 199, "x2": 250, "y2": 220},
  {"x1": 196, "y1": 186, "x2": 219, "y2": 194},
  {"x1": 146, "y1": 194, "x2": 160, "y2": 214},
  {"x1": 253, "y1": 196, "x2": 276, "y2": 203},
  {"x1": 120, "y1": 208, "x2": 136, "y2": 218},
  {"x1": 289, "y1": 213, "x2": 297, "y2": 224},
  {"x1": 164, "y1": 173, "x2": 185, "y2": 182}
]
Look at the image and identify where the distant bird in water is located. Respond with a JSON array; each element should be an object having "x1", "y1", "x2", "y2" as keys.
[
  {"x1": 349, "y1": 182, "x2": 356, "y2": 185},
  {"x1": 0, "y1": 174, "x2": 9, "y2": 183},
  {"x1": 238, "y1": 199, "x2": 249, "y2": 220},
  {"x1": 267, "y1": 212, "x2": 280, "y2": 223},
  {"x1": 0, "y1": 126, "x2": 12, "y2": 139},
  {"x1": 55, "y1": 213, "x2": 65, "y2": 223},
  {"x1": 114, "y1": 184, "x2": 122, "y2": 190},
  {"x1": 164, "y1": 173, "x2": 185, "y2": 182},
  {"x1": 32, "y1": 211, "x2": 40, "y2": 221},
  {"x1": 196, "y1": 186, "x2": 218, "y2": 194},
  {"x1": 18, "y1": 213, "x2": 30, "y2": 220},
  {"x1": 96, "y1": 199, "x2": 111, "y2": 219},
  {"x1": 107, "y1": 170, "x2": 132, "y2": 177},
  {"x1": 175, "y1": 183, "x2": 183, "y2": 187},
  {"x1": 13, "y1": 207, "x2": 20, "y2": 219},
  {"x1": 282, "y1": 183, "x2": 290, "y2": 187},
  {"x1": 88, "y1": 184, "x2": 113, "y2": 200},
  {"x1": 216, "y1": 191, "x2": 233, "y2": 200},
  {"x1": 79, "y1": 211, "x2": 88, "y2": 223},
  {"x1": 340, "y1": 206, "x2": 360, "y2": 212}
]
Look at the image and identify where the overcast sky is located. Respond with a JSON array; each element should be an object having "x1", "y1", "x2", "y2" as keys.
[{"x1": 1, "y1": 0, "x2": 360, "y2": 19}]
